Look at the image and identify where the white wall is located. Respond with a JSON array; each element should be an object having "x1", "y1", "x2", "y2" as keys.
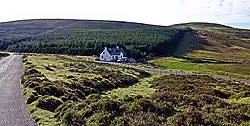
[
  {"x1": 100, "y1": 49, "x2": 112, "y2": 61},
  {"x1": 120, "y1": 52, "x2": 124, "y2": 59},
  {"x1": 100, "y1": 48, "x2": 124, "y2": 61}
]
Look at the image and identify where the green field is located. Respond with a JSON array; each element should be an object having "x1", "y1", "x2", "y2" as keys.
[
  {"x1": 149, "y1": 57, "x2": 250, "y2": 79},
  {"x1": 186, "y1": 50, "x2": 250, "y2": 63},
  {"x1": 105, "y1": 74, "x2": 159, "y2": 99}
]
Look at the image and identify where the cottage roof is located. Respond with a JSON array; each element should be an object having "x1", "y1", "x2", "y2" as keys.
[{"x1": 106, "y1": 46, "x2": 125, "y2": 55}]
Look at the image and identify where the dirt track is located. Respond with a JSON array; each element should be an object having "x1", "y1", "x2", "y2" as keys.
[
  {"x1": 0, "y1": 54, "x2": 36, "y2": 126},
  {"x1": 98, "y1": 61, "x2": 250, "y2": 84}
]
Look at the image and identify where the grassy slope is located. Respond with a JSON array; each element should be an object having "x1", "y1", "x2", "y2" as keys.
[
  {"x1": 171, "y1": 22, "x2": 233, "y2": 28},
  {"x1": 22, "y1": 54, "x2": 152, "y2": 125},
  {"x1": 172, "y1": 23, "x2": 250, "y2": 62},
  {"x1": 105, "y1": 74, "x2": 159, "y2": 99},
  {"x1": 149, "y1": 57, "x2": 250, "y2": 79},
  {"x1": 22, "y1": 55, "x2": 250, "y2": 125},
  {"x1": 149, "y1": 23, "x2": 250, "y2": 80}
]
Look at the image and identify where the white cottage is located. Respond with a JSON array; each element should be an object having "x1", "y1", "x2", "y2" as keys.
[{"x1": 100, "y1": 46, "x2": 125, "y2": 61}]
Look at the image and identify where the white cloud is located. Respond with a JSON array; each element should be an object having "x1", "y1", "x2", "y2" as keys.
[{"x1": 0, "y1": 0, "x2": 249, "y2": 28}]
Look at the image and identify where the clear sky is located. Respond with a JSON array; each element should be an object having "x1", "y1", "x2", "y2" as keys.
[{"x1": 1, "y1": 0, "x2": 250, "y2": 29}]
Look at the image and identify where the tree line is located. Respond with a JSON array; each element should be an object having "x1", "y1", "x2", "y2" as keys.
[{"x1": 5, "y1": 28, "x2": 192, "y2": 58}]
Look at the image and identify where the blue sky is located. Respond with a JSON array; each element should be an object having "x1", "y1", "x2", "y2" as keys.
[
  {"x1": 227, "y1": 22, "x2": 250, "y2": 29},
  {"x1": 0, "y1": 0, "x2": 249, "y2": 29}
]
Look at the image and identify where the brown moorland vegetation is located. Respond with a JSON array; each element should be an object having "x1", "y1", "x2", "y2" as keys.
[
  {"x1": 22, "y1": 55, "x2": 250, "y2": 126},
  {"x1": 150, "y1": 75, "x2": 250, "y2": 125},
  {"x1": 21, "y1": 54, "x2": 150, "y2": 125}
]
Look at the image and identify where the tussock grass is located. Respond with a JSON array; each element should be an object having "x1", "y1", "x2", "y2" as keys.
[
  {"x1": 22, "y1": 54, "x2": 151, "y2": 125},
  {"x1": 22, "y1": 54, "x2": 250, "y2": 125}
]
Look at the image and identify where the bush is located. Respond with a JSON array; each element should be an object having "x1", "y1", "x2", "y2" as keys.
[
  {"x1": 150, "y1": 74, "x2": 250, "y2": 125},
  {"x1": 174, "y1": 111, "x2": 210, "y2": 126},
  {"x1": 36, "y1": 96, "x2": 63, "y2": 112},
  {"x1": 27, "y1": 91, "x2": 39, "y2": 104},
  {"x1": 113, "y1": 112, "x2": 165, "y2": 126},
  {"x1": 61, "y1": 110, "x2": 84, "y2": 126}
]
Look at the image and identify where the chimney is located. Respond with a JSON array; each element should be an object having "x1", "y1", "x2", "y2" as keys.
[
  {"x1": 104, "y1": 47, "x2": 107, "y2": 50},
  {"x1": 116, "y1": 46, "x2": 119, "y2": 49}
]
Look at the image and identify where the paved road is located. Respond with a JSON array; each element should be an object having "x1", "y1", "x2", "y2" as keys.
[
  {"x1": 0, "y1": 55, "x2": 36, "y2": 126},
  {"x1": 98, "y1": 61, "x2": 250, "y2": 84}
]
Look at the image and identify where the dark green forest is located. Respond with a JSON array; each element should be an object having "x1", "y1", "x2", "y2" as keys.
[{"x1": 5, "y1": 28, "x2": 191, "y2": 57}]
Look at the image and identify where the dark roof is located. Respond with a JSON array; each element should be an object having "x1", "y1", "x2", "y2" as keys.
[{"x1": 107, "y1": 47, "x2": 125, "y2": 55}]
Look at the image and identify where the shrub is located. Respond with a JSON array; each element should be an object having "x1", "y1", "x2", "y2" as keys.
[
  {"x1": 114, "y1": 112, "x2": 165, "y2": 126},
  {"x1": 36, "y1": 96, "x2": 63, "y2": 112},
  {"x1": 61, "y1": 110, "x2": 84, "y2": 126},
  {"x1": 173, "y1": 111, "x2": 211, "y2": 126},
  {"x1": 27, "y1": 91, "x2": 39, "y2": 104}
]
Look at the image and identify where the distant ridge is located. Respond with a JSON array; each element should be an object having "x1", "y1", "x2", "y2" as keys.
[
  {"x1": 0, "y1": 19, "x2": 169, "y2": 37},
  {"x1": 0, "y1": 19, "x2": 167, "y2": 27},
  {"x1": 170, "y1": 22, "x2": 233, "y2": 29},
  {"x1": 0, "y1": 19, "x2": 238, "y2": 30}
]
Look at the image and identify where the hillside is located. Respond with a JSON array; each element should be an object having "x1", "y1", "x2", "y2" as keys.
[
  {"x1": 6, "y1": 28, "x2": 189, "y2": 57},
  {"x1": 171, "y1": 22, "x2": 233, "y2": 29},
  {"x1": 0, "y1": 19, "x2": 250, "y2": 60},
  {"x1": 0, "y1": 19, "x2": 166, "y2": 37},
  {"x1": 172, "y1": 22, "x2": 250, "y2": 62},
  {"x1": 0, "y1": 19, "x2": 169, "y2": 52},
  {"x1": 22, "y1": 54, "x2": 250, "y2": 125},
  {"x1": 4, "y1": 20, "x2": 250, "y2": 125},
  {"x1": 149, "y1": 23, "x2": 250, "y2": 80},
  {"x1": 0, "y1": 19, "x2": 191, "y2": 57}
]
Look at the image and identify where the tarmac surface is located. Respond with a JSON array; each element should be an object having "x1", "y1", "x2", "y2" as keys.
[{"x1": 0, "y1": 54, "x2": 36, "y2": 126}]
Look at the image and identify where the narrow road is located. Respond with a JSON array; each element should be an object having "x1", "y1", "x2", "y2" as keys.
[
  {"x1": 98, "y1": 61, "x2": 250, "y2": 84},
  {"x1": 0, "y1": 54, "x2": 36, "y2": 126},
  {"x1": 98, "y1": 61, "x2": 198, "y2": 75}
]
